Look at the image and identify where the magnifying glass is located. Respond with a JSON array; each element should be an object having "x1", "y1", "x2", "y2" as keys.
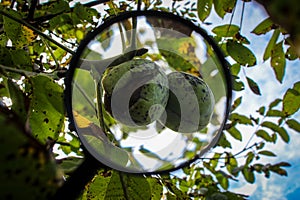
[{"x1": 65, "y1": 10, "x2": 232, "y2": 175}]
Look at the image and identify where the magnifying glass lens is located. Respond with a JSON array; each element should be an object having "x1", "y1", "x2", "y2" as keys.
[{"x1": 68, "y1": 11, "x2": 231, "y2": 173}]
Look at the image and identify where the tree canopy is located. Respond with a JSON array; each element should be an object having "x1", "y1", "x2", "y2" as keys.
[{"x1": 0, "y1": 0, "x2": 299, "y2": 199}]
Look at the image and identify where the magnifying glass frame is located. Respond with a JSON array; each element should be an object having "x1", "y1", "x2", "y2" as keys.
[{"x1": 65, "y1": 10, "x2": 232, "y2": 174}]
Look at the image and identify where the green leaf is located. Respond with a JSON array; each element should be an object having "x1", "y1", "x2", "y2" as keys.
[
  {"x1": 73, "y1": 3, "x2": 99, "y2": 23},
  {"x1": 269, "y1": 165, "x2": 288, "y2": 176},
  {"x1": 222, "y1": 0, "x2": 237, "y2": 13},
  {"x1": 271, "y1": 41, "x2": 286, "y2": 83},
  {"x1": 232, "y1": 75, "x2": 245, "y2": 91},
  {"x1": 256, "y1": 142, "x2": 265, "y2": 150},
  {"x1": 245, "y1": 152, "x2": 254, "y2": 165},
  {"x1": 257, "y1": 106, "x2": 266, "y2": 115},
  {"x1": 227, "y1": 126, "x2": 242, "y2": 141},
  {"x1": 256, "y1": 130, "x2": 273, "y2": 142},
  {"x1": 229, "y1": 113, "x2": 253, "y2": 125},
  {"x1": 231, "y1": 96, "x2": 242, "y2": 111},
  {"x1": 84, "y1": 170, "x2": 112, "y2": 200},
  {"x1": 252, "y1": 164, "x2": 264, "y2": 173},
  {"x1": 7, "y1": 79, "x2": 27, "y2": 123},
  {"x1": 230, "y1": 63, "x2": 241, "y2": 76},
  {"x1": 213, "y1": 0, "x2": 226, "y2": 18},
  {"x1": 242, "y1": 167, "x2": 255, "y2": 183},
  {"x1": 165, "y1": 180, "x2": 190, "y2": 199},
  {"x1": 58, "y1": 157, "x2": 83, "y2": 174},
  {"x1": 85, "y1": 135, "x2": 129, "y2": 167},
  {"x1": 226, "y1": 153, "x2": 238, "y2": 175},
  {"x1": 212, "y1": 24, "x2": 240, "y2": 37},
  {"x1": 105, "y1": 172, "x2": 151, "y2": 199},
  {"x1": 261, "y1": 121, "x2": 289, "y2": 143},
  {"x1": 286, "y1": 119, "x2": 300, "y2": 132},
  {"x1": 29, "y1": 75, "x2": 65, "y2": 143},
  {"x1": 3, "y1": 9, "x2": 22, "y2": 44},
  {"x1": 277, "y1": 126, "x2": 289, "y2": 143},
  {"x1": 276, "y1": 162, "x2": 291, "y2": 167},
  {"x1": 165, "y1": 192, "x2": 177, "y2": 200},
  {"x1": 10, "y1": 49, "x2": 32, "y2": 67},
  {"x1": 197, "y1": 0, "x2": 213, "y2": 21},
  {"x1": 266, "y1": 109, "x2": 284, "y2": 117},
  {"x1": 286, "y1": 46, "x2": 298, "y2": 60},
  {"x1": 246, "y1": 76, "x2": 261, "y2": 95},
  {"x1": 263, "y1": 29, "x2": 280, "y2": 61},
  {"x1": 216, "y1": 172, "x2": 229, "y2": 190},
  {"x1": 283, "y1": 82, "x2": 300, "y2": 116},
  {"x1": 269, "y1": 98, "x2": 282, "y2": 109},
  {"x1": 258, "y1": 150, "x2": 276, "y2": 157},
  {"x1": 227, "y1": 41, "x2": 256, "y2": 66},
  {"x1": 211, "y1": 153, "x2": 221, "y2": 168},
  {"x1": 0, "y1": 110, "x2": 62, "y2": 199},
  {"x1": 147, "y1": 177, "x2": 163, "y2": 200},
  {"x1": 0, "y1": 47, "x2": 13, "y2": 66},
  {"x1": 0, "y1": 34, "x2": 8, "y2": 47},
  {"x1": 217, "y1": 134, "x2": 232, "y2": 148},
  {"x1": 251, "y1": 17, "x2": 275, "y2": 35}
]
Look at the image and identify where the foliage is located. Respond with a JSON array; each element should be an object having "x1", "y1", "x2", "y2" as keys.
[{"x1": 0, "y1": 0, "x2": 299, "y2": 199}]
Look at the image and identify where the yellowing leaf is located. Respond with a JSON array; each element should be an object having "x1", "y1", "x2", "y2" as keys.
[
  {"x1": 157, "y1": 37, "x2": 201, "y2": 73},
  {"x1": 73, "y1": 111, "x2": 92, "y2": 128}
]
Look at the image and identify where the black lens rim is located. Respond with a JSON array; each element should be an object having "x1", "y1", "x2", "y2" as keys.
[{"x1": 65, "y1": 10, "x2": 232, "y2": 174}]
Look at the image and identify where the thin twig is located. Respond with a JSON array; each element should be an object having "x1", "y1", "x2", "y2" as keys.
[
  {"x1": 226, "y1": 5, "x2": 236, "y2": 38},
  {"x1": 198, "y1": 142, "x2": 261, "y2": 161},
  {"x1": 119, "y1": 172, "x2": 130, "y2": 200},
  {"x1": 109, "y1": 1, "x2": 126, "y2": 51},
  {"x1": 41, "y1": 37, "x2": 60, "y2": 70},
  {"x1": 240, "y1": 1, "x2": 246, "y2": 33},
  {"x1": 0, "y1": 64, "x2": 36, "y2": 76}
]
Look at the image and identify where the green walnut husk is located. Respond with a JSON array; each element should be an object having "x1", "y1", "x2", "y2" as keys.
[
  {"x1": 159, "y1": 71, "x2": 215, "y2": 133},
  {"x1": 102, "y1": 59, "x2": 169, "y2": 126},
  {"x1": 0, "y1": 110, "x2": 63, "y2": 199}
]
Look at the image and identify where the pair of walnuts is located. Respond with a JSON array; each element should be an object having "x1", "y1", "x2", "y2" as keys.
[{"x1": 102, "y1": 59, "x2": 214, "y2": 133}]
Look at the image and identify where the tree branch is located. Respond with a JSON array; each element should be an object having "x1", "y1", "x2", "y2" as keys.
[{"x1": 27, "y1": 0, "x2": 38, "y2": 21}]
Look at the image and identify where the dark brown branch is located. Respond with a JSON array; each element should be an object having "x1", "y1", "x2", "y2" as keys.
[{"x1": 27, "y1": 0, "x2": 38, "y2": 21}]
